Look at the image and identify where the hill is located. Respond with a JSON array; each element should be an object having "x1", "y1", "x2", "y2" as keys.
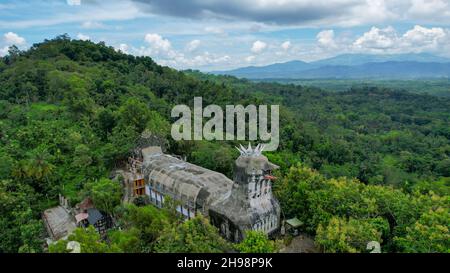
[
  {"x1": 214, "y1": 60, "x2": 317, "y2": 79},
  {"x1": 0, "y1": 37, "x2": 449, "y2": 253}
]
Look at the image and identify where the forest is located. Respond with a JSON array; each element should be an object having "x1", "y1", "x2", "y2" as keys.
[
  {"x1": 257, "y1": 78, "x2": 450, "y2": 97},
  {"x1": 0, "y1": 36, "x2": 448, "y2": 253}
]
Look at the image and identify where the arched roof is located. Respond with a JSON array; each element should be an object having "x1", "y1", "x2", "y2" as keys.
[{"x1": 142, "y1": 148, "x2": 233, "y2": 206}]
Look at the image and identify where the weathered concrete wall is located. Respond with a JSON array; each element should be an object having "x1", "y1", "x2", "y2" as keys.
[{"x1": 135, "y1": 145, "x2": 281, "y2": 242}]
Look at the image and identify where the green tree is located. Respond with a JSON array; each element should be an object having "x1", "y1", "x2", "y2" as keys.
[
  {"x1": 235, "y1": 231, "x2": 278, "y2": 253},
  {"x1": 0, "y1": 180, "x2": 44, "y2": 253},
  {"x1": 117, "y1": 204, "x2": 171, "y2": 252},
  {"x1": 118, "y1": 98, "x2": 151, "y2": 133},
  {"x1": 86, "y1": 178, "x2": 122, "y2": 217},
  {"x1": 49, "y1": 226, "x2": 120, "y2": 253},
  {"x1": 64, "y1": 74, "x2": 94, "y2": 118},
  {"x1": 146, "y1": 110, "x2": 170, "y2": 138},
  {"x1": 95, "y1": 107, "x2": 116, "y2": 140},
  {"x1": 394, "y1": 207, "x2": 450, "y2": 253},
  {"x1": 155, "y1": 216, "x2": 231, "y2": 253},
  {"x1": 103, "y1": 124, "x2": 139, "y2": 164},
  {"x1": 190, "y1": 142, "x2": 237, "y2": 178},
  {"x1": 17, "y1": 214, "x2": 45, "y2": 253},
  {"x1": 109, "y1": 228, "x2": 141, "y2": 253},
  {"x1": 315, "y1": 217, "x2": 383, "y2": 253}
]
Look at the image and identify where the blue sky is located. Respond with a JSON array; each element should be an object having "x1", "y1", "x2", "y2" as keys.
[{"x1": 1, "y1": 0, "x2": 450, "y2": 71}]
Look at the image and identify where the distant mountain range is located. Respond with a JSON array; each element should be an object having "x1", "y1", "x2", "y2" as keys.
[{"x1": 213, "y1": 53, "x2": 450, "y2": 79}]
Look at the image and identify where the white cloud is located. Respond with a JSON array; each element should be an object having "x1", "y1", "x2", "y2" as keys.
[
  {"x1": 347, "y1": 25, "x2": 450, "y2": 54},
  {"x1": 347, "y1": 0, "x2": 398, "y2": 26},
  {"x1": 408, "y1": 0, "x2": 449, "y2": 19},
  {"x1": 116, "y1": 43, "x2": 129, "y2": 54},
  {"x1": 189, "y1": 53, "x2": 230, "y2": 66},
  {"x1": 245, "y1": 55, "x2": 256, "y2": 62},
  {"x1": 317, "y1": 30, "x2": 337, "y2": 48},
  {"x1": 67, "y1": 0, "x2": 81, "y2": 6},
  {"x1": 158, "y1": 51, "x2": 231, "y2": 68},
  {"x1": 4, "y1": 32, "x2": 25, "y2": 46},
  {"x1": 136, "y1": 34, "x2": 178, "y2": 60},
  {"x1": 0, "y1": 32, "x2": 26, "y2": 56},
  {"x1": 204, "y1": 26, "x2": 225, "y2": 35},
  {"x1": 186, "y1": 39, "x2": 201, "y2": 52},
  {"x1": 81, "y1": 21, "x2": 105, "y2": 29},
  {"x1": 133, "y1": 34, "x2": 230, "y2": 68},
  {"x1": 353, "y1": 26, "x2": 397, "y2": 50},
  {"x1": 251, "y1": 40, "x2": 267, "y2": 54},
  {"x1": 76, "y1": 33, "x2": 90, "y2": 41},
  {"x1": 281, "y1": 41, "x2": 291, "y2": 51},
  {"x1": 401, "y1": 25, "x2": 447, "y2": 50},
  {"x1": 0, "y1": 46, "x2": 9, "y2": 57},
  {"x1": 144, "y1": 33, "x2": 172, "y2": 52}
]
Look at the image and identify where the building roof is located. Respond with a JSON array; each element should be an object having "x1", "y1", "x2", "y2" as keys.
[
  {"x1": 75, "y1": 212, "x2": 89, "y2": 223},
  {"x1": 286, "y1": 217, "x2": 303, "y2": 228},
  {"x1": 87, "y1": 208, "x2": 103, "y2": 225},
  {"x1": 142, "y1": 147, "x2": 233, "y2": 207},
  {"x1": 77, "y1": 197, "x2": 94, "y2": 211},
  {"x1": 42, "y1": 206, "x2": 76, "y2": 240}
]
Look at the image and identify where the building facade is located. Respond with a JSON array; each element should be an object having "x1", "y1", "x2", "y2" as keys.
[{"x1": 121, "y1": 144, "x2": 281, "y2": 242}]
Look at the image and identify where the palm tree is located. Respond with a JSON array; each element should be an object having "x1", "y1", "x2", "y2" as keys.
[{"x1": 15, "y1": 149, "x2": 56, "y2": 193}]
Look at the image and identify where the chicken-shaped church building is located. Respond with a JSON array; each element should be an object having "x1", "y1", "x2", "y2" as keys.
[{"x1": 121, "y1": 143, "x2": 281, "y2": 242}]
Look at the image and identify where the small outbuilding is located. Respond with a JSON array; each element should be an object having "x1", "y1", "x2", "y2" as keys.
[
  {"x1": 285, "y1": 217, "x2": 303, "y2": 236},
  {"x1": 76, "y1": 208, "x2": 111, "y2": 236},
  {"x1": 42, "y1": 206, "x2": 76, "y2": 241}
]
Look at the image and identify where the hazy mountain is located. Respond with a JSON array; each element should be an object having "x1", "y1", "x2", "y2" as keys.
[
  {"x1": 215, "y1": 60, "x2": 316, "y2": 79},
  {"x1": 311, "y1": 53, "x2": 450, "y2": 66},
  {"x1": 299, "y1": 62, "x2": 450, "y2": 79},
  {"x1": 215, "y1": 53, "x2": 450, "y2": 79}
]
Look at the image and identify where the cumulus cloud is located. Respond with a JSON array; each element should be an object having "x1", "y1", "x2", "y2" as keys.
[
  {"x1": 0, "y1": 47, "x2": 8, "y2": 56},
  {"x1": 76, "y1": 33, "x2": 90, "y2": 41},
  {"x1": 157, "y1": 51, "x2": 231, "y2": 68},
  {"x1": 4, "y1": 32, "x2": 25, "y2": 46},
  {"x1": 144, "y1": 33, "x2": 172, "y2": 52},
  {"x1": 116, "y1": 43, "x2": 129, "y2": 53},
  {"x1": 402, "y1": 25, "x2": 447, "y2": 50},
  {"x1": 251, "y1": 40, "x2": 267, "y2": 54},
  {"x1": 0, "y1": 32, "x2": 26, "y2": 57},
  {"x1": 308, "y1": 24, "x2": 450, "y2": 60},
  {"x1": 245, "y1": 55, "x2": 256, "y2": 62},
  {"x1": 130, "y1": 34, "x2": 230, "y2": 69},
  {"x1": 351, "y1": 25, "x2": 450, "y2": 54},
  {"x1": 186, "y1": 39, "x2": 201, "y2": 52},
  {"x1": 317, "y1": 30, "x2": 337, "y2": 48},
  {"x1": 353, "y1": 26, "x2": 398, "y2": 50},
  {"x1": 187, "y1": 53, "x2": 230, "y2": 66},
  {"x1": 281, "y1": 41, "x2": 291, "y2": 51}
]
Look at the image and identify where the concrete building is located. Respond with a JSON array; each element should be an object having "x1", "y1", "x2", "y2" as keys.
[
  {"x1": 42, "y1": 206, "x2": 76, "y2": 242},
  {"x1": 42, "y1": 195, "x2": 76, "y2": 243},
  {"x1": 122, "y1": 144, "x2": 281, "y2": 242}
]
